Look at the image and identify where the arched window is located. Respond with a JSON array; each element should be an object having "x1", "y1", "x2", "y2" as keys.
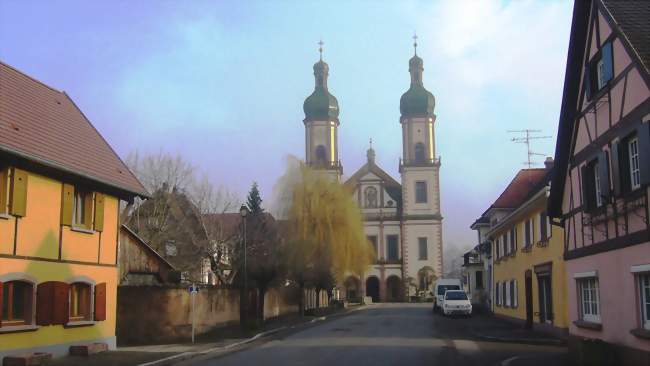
[
  {"x1": 69, "y1": 282, "x2": 92, "y2": 321},
  {"x1": 315, "y1": 145, "x2": 327, "y2": 163},
  {"x1": 414, "y1": 143, "x2": 426, "y2": 163},
  {"x1": 1, "y1": 279, "x2": 35, "y2": 326},
  {"x1": 364, "y1": 186, "x2": 378, "y2": 208}
]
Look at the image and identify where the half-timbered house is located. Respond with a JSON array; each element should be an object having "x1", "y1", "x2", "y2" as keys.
[{"x1": 549, "y1": 1, "x2": 650, "y2": 363}]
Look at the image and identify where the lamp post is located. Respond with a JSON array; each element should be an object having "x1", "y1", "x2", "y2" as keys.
[{"x1": 239, "y1": 204, "x2": 249, "y2": 327}]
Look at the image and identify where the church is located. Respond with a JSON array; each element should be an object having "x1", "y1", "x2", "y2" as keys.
[{"x1": 302, "y1": 39, "x2": 444, "y2": 302}]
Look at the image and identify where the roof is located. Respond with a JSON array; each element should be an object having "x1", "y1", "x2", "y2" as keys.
[
  {"x1": 549, "y1": 0, "x2": 650, "y2": 216},
  {"x1": 0, "y1": 61, "x2": 148, "y2": 198},
  {"x1": 602, "y1": 0, "x2": 650, "y2": 74},
  {"x1": 120, "y1": 224, "x2": 175, "y2": 270},
  {"x1": 304, "y1": 60, "x2": 339, "y2": 122},
  {"x1": 491, "y1": 169, "x2": 548, "y2": 210},
  {"x1": 470, "y1": 215, "x2": 489, "y2": 229},
  {"x1": 400, "y1": 55, "x2": 435, "y2": 118}
]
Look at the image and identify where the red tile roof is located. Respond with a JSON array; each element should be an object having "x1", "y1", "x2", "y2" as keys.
[
  {"x1": 491, "y1": 169, "x2": 548, "y2": 209},
  {"x1": 0, "y1": 61, "x2": 147, "y2": 198}
]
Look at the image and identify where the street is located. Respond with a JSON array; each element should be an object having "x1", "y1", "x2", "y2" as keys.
[{"x1": 187, "y1": 303, "x2": 567, "y2": 366}]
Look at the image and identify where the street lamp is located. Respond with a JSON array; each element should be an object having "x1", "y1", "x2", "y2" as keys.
[{"x1": 239, "y1": 204, "x2": 249, "y2": 327}]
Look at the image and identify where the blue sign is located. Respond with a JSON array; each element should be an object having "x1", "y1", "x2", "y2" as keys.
[{"x1": 189, "y1": 285, "x2": 199, "y2": 294}]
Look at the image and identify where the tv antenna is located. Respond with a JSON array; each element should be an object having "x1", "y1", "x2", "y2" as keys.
[{"x1": 508, "y1": 129, "x2": 552, "y2": 168}]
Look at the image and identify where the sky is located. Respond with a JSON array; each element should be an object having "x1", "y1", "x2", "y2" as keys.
[{"x1": 0, "y1": 0, "x2": 574, "y2": 251}]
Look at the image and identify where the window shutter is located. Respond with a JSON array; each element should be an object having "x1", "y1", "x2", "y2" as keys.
[
  {"x1": 52, "y1": 282, "x2": 70, "y2": 325},
  {"x1": 611, "y1": 141, "x2": 622, "y2": 196},
  {"x1": 36, "y1": 282, "x2": 54, "y2": 325},
  {"x1": 84, "y1": 192, "x2": 94, "y2": 229},
  {"x1": 602, "y1": 42, "x2": 613, "y2": 83},
  {"x1": 637, "y1": 123, "x2": 650, "y2": 186},
  {"x1": 584, "y1": 65, "x2": 592, "y2": 101},
  {"x1": 0, "y1": 281, "x2": 3, "y2": 327},
  {"x1": 94, "y1": 193, "x2": 105, "y2": 232},
  {"x1": 514, "y1": 280, "x2": 518, "y2": 308},
  {"x1": 598, "y1": 151, "x2": 611, "y2": 199},
  {"x1": 94, "y1": 283, "x2": 106, "y2": 321},
  {"x1": 61, "y1": 184, "x2": 74, "y2": 226},
  {"x1": 9, "y1": 168, "x2": 28, "y2": 217},
  {"x1": 581, "y1": 165, "x2": 593, "y2": 211}
]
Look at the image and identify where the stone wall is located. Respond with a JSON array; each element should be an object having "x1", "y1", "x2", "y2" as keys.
[{"x1": 117, "y1": 285, "x2": 303, "y2": 345}]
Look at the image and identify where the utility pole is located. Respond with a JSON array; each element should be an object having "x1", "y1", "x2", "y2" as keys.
[{"x1": 508, "y1": 130, "x2": 552, "y2": 168}]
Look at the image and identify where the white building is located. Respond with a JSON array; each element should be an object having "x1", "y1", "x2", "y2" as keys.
[{"x1": 302, "y1": 42, "x2": 443, "y2": 302}]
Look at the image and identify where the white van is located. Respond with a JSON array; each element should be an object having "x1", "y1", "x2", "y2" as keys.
[{"x1": 433, "y1": 278, "x2": 462, "y2": 312}]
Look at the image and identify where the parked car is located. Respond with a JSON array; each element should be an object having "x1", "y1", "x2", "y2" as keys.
[
  {"x1": 433, "y1": 278, "x2": 462, "y2": 312},
  {"x1": 442, "y1": 290, "x2": 472, "y2": 316}
]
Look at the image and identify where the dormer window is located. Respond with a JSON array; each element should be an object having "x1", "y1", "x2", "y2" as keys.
[{"x1": 585, "y1": 41, "x2": 613, "y2": 100}]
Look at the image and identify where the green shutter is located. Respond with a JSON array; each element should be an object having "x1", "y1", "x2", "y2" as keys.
[
  {"x1": 94, "y1": 193, "x2": 105, "y2": 232},
  {"x1": 611, "y1": 141, "x2": 622, "y2": 196},
  {"x1": 61, "y1": 184, "x2": 74, "y2": 226},
  {"x1": 638, "y1": 123, "x2": 650, "y2": 186},
  {"x1": 602, "y1": 42, "x2": 613, "y2": 84},
  {"x1": 584, "y1": 65, "x2": 592, "y2": 101},
  {"x1": 9, "y1": 168, "x2": 28, "y2": 217}
]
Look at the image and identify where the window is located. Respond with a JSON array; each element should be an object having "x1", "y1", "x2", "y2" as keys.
[
  {"x1": 539, "y1": 212, "x2": 551, "y2": 241},
  {"x1": 414, "y1": 143, "x2": 426, "y2": 163},
  {"x1": 386, "y1": 235, "x2": 399, "y2": 261},
  {"x1": 415, "y1": 181, "x2": 427, "y2": 203},
  {"x1": 1, "y1": 280, "x2": 34, "y2": 326},
  {"x1": 165, "y1": 241, "x2": 178, "y2": 256},
  {"x1": 510, "y1": 280, "x2": 518, "y2": 308},
  {"x1": 586, "y1": 41, "x2": 613, "y2": 99},
  {"x1": 495, "y1": 237, "x2": 501, "y2": 259},
  {"x1": 640, "y1": 273, "x2": 650, "y2": 330},
  {"x1": 367, "y1": 236, "x2": 378, "y2": 258},
  {"x1": 315, "y1": 145, "x2": 327, "y2": 163},
  {"x1": 505, "y1": 281, "x2": 511, "y2": 307},
  {"x1": 495, "y1": 282, "x2": 500, "y2": 306},
  {"x1": 629, "y1": 137, "x2": 641, "y2": 190},
  {"x1": 594, "y1": 162, "x2": 603, "y2": 207},
  {"x1": 502, "y1": 234, "x2": 509, "y2": 255},
  {"x1": 476, "y1": 271, "x2": 483, "y2": 290},
  {"x1": 69, "y1": 282, "x2": 92, "y2": 321},
  {"x1": 578, "y1": 278, "x2": 601, "y2": 323},
  {"x1": 73, "y1": 190, "x2": 93, "y2": 228},
  {"x1": 418, "y1": 238, "x2": 427, "y2": 260},
  {"x1": 509, "y1": 228, "x2": 516, "y2": 253},
  {"x1": 524, "y1": 220, "x2": 533, "y2": 247}
]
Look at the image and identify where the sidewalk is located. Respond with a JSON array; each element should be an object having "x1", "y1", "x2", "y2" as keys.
[
  {"x1": 44, "y1": 306, "x2": 364, "y2": 366},
  {"x1": 469, "y1": 314, "x2": 566, "y2": 346}
]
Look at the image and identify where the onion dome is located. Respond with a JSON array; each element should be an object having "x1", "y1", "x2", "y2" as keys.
[
  {"x1": 400, "y1": 37, "x2": 435, "y2": 118},
  {"x1": 304, "y1": 42, "x2": 339, "y2": 122}
]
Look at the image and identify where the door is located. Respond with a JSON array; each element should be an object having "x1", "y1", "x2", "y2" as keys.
[
  {"x1": 538, "y1": 275, "x2": 553, "y2": 323},
  {"x1": 525, "y1": 270, "x2": 533, "y2": 329},
  {"x1": 366, "y1": 277, "x2": 380, "y2": 303}
]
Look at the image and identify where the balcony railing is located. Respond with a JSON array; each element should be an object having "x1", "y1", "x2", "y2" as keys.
[{"x1": 399, "y1": 157, "x2": 441, "y2": 172}]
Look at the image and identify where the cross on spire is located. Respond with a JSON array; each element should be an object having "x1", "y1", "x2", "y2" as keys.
[
  {"x1": 318, "y1": 39, "x2": 324, "y2": 61},
  {"x1": 369, "y1": 138, "x2": 373, "y2": 149},
  {"x1": 413, "y1": 32, "x2": 418, "y2": 55}
]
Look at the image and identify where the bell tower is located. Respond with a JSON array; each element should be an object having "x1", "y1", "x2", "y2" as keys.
[
  {"x1": 399, "y1": 34, "x2": 443, "y2": 278},
  {"x1": 303, "y1": 40, "x2": 342, "y2": 180}
]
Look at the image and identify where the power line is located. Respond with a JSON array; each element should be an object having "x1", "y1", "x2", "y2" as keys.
[{"x1": 508, "y1": 129, "x2": 552, "y2": 168}]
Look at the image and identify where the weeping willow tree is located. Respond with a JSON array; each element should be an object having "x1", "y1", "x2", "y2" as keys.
[{"x1": 276, "y1": 158, "x2": 374, "y2": 314}]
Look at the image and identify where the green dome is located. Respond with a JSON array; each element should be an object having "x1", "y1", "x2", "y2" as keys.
[
  {"x1": 400, "y1": 85, "x2": 435, "y2": 117},
  {"x1": 304, "y1": 60, "x2": 339, "y2": 122},
  {"x1": 400, "y1": 54, "x2": 435, "y2": 117}
]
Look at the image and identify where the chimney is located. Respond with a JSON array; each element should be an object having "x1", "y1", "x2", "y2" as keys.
[{"x1": 544, "y1": 157, "x2": 554, "y2": 170}]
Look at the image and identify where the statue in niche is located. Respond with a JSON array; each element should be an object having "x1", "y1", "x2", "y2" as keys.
[{"x1": 364, "y1": 186, "x2": 378, "y2": 208}]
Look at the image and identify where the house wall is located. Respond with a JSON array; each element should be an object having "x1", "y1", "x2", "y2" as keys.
[
  {"x1": 567, "y1": 242, "x2": 650, "y2": 353},
  {"x1": 0, "y1": 168, "x2": 120, "y2": 359},
  {"x1": 492, "y1": 197, "x2": 569, "y2": 335}
]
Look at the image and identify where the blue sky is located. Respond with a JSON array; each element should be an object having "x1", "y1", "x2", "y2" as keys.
[{"x1": 0, "y1": 0, "x2": 573, "y2": 249}]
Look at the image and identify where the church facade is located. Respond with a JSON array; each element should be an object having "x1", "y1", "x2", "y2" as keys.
[{"x1": 302, "y1": 42, "x2": 443, "y2": 302}]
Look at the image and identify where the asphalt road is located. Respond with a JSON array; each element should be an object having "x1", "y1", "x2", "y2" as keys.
[{"x1": 188, "y1": 303, "x2": 567, "y2": 366}]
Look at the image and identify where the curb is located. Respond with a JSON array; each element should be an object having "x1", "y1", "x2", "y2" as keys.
[
  {"x1": 469, "y1": 331, "x2": 566, "y2": 347},
  {"x1": 136, "y1": 306, "x2": 367, "y2": 366}
]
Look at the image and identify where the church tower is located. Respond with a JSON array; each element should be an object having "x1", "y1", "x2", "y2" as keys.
[
  {"x1": 399, "y1": 36, "x2": 443, "y2": 278},
  {"x1": 303, "y1": 41, "x2": 342, "y2": 180}
]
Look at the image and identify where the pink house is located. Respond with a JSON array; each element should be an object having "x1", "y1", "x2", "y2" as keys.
[{"x1": 549, "y1": 1, "x2": 650, "y2": 365}]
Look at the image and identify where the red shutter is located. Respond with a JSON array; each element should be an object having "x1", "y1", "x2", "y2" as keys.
[
  {"x1": 52, "y1": 282, "x2": 69, "y2": 325},
  {"x1": 0, "y1": 281, "x2": 3, "y2": 327},
  {"x1": 94, "y1": 283, "x2": 106, "y2": 321},
  {"x1": 36, "y1": 282, "x2": 54, "y2": 326}
]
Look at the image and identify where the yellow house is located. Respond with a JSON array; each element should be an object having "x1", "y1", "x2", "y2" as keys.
[
  {"x1": 485, "y1": 164, "x2": 568, "y2": 338},
  {"x1": 0, "y1": 62, "x2": 147, "y2": 360}
]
